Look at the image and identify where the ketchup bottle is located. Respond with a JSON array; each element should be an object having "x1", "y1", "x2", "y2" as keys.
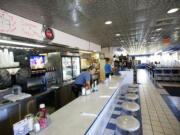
[{"x1": 39, "y1": 104, "x2": 46, "y2": 118}]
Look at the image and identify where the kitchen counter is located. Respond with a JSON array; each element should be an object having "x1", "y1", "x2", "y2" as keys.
[
  {"x1": 0, "y1": 80, "x2": 78, "y2": 135},
  {"x1": 0, "y1": 79, "x2": 76, "y2": 109},
  {"x1": 0, "y1": 85, "x2": 61, "y2": 109},
  {"x1": 38, "y1": 73, "x2": 131, "y2": 135}
]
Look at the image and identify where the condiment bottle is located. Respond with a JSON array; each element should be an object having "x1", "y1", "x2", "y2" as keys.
[
  {"x1": 33, "y1": 120, "x2": 40, "y2": 133},
  {"x1": 94, "y1": 81, "x2": 98, "y2": 91},
  {"x1": 109, "y1": 74, "x2": 112, "y2": 80},
  {"x1": 81, "y1": 87, "x2": 86, "y2": 96},
  {"x1": 26, "y1": 114, "x2": 34, "y2": 132},
  {"x1": 39, "y1": 104, "x2": 46, "y2": 118}
]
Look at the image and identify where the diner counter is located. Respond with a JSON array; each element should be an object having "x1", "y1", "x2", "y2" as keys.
[
  {"x1": 39, "y1": 74, "x2": 129, "y2": 135},
  {"x1": 0, "y1": 85, "x2": 60, "y2": 109},
  {"x1": 0, "y1": 80, "x2": 75, "y2": 110},
  {"x1": 0, "y1": 80, "x2": 78, "y2": 135}
]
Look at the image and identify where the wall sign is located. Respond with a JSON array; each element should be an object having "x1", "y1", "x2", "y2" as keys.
[
  {"x1": 0, "y1": 9, "x2": 43, "y2": 41},
  {"x1": 42, "y1": 27, "x2": 54, "y2": 41},
  {"x1": 0, "y1": 10, "x2": 16, "y2": 33},
  {"x1": 0, "y1": 9, "x2": 101, "y2": 51},
  {"x1": 21, "y1": 20, "x2": 42, "y2": 39}
]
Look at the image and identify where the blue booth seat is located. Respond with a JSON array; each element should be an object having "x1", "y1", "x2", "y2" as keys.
[
  {"x1": 155, "y1": 70, "x2": 162, "y2": 74},
  {"x1": 172, "y1": 70, "x2": 179, "y2": 74},
  {"x1": 163, "y1": 69, "x2": 171, "y2": 74},
  {"x1": 154, "y1": 68, "x2": 180, "y2": 82}
]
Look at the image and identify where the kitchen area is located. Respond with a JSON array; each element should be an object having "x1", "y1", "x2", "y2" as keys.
[
  {"x1": 0, "y1": 6, "x2": 104, "y2": 134},
  {"x1": 0, "y1": 35, "x2": 102, "y2": 135}
]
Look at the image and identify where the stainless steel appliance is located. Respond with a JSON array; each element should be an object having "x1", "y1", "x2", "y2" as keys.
[
  {"x1": 0, "y1": 69, "x2": 11, "y2": 89},
  {"x1": 16, "y1": 68, "x2": 31, "y2": 89},
  {"x1": 61, "y1": 55, "x2": 81, "y2": 82},
  {"x1": 62, "y1": 56, "x2": 73, "y2": 81},
  {"x1": 72, "y1": 57, "x2": 81, "y2": 78}
]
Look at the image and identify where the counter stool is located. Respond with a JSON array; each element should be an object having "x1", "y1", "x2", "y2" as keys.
[
  {"x1": 115, "y1": 115, "x2": 140, "y2": 135},
  {"x1": 128, "y1": 84, "x2": 139, "y2": 88},
  {"x1": 121, "y1": 101, "x2": 140, "y2": 117},
  {"x1": 125, "y1": 94, "x2": 139, "y2": 102},
  {"x1": 127, "y1": 88, "x2": 138, "y2": 94},
  {"x1": 120, "y1": 84, "x2": 130, "y2": 95}
]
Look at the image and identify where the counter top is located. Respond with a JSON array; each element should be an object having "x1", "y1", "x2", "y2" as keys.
[
  {"x1": 0, "y1": 85, "x2": 61, "y2": 109},
  {"x1": 0, "y1": 80, "x2": 77, "y2": 109},
  {"x1": 39, "y1": 76, "x2": 124, "y2": 135}
]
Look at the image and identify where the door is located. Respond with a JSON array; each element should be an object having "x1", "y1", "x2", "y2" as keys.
[
  {"x1": 72, "y1": 57, "x2": 80, "y2": 78},
  {"x1": 62, "y1": 57, "x2": 72, "y2": 81}
]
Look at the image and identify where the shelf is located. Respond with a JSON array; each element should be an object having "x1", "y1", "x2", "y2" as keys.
[{"x1": 0, "y1": 67, "x2": 20, "y2": 69}]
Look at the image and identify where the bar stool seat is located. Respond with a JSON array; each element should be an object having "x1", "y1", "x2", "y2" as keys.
[
  {"x1": 122, "y1": 101, "x2": 140, "y2": 112},
  {"x1": 128, "y1": 88, "x2": 138, "y2": 93},
  {"x1": 128, "y1": 84, "x2": 139, "y2": 88},
  {"x1": 116, "y1": 115, "x2": 140, "y2": 135},
  {"x1": 121, "y1": 101, "x2": 140, "y2": 117},
  {"x1": 125, "y1": 94, "x2": 139, "y2": 101}
]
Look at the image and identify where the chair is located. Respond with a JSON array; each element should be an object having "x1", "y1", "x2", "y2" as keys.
[
  {"x1": 163, "y1": 69, "x2": 171, "y2": 81},
  {"x1": 172, "y1": 70, "x2": 179, "y2": 81},
  {"x1": 154, "y1": 69, "x2": 162, "y2": 81}
]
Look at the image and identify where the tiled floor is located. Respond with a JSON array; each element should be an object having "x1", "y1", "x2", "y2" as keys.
[
  {"x1": 158, "y1": 82, "x2": 180, "y2": 87},
  {"x1": 137, "y1": 69, "x2": 180, "y2": 135},
  {"x1": 168, "y1": 96, "x2": 180, "y2": 111},
  {"x1": 102, "y1": 69, "x2": 180, "y2": 135}
]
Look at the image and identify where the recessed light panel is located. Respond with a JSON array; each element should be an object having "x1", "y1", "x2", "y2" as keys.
[
  {"x1": 115, "y1": 33, "x2": 120, "y2": 36},
  {"x1": 167, "y1": 8, "x2": 179, "y2": 14},
  {"x1": 156, "y1": 28, "x2": 162, "y2": 31},
  {"x1": 105, "y1": 21, "x2": 112, "y2": 25}
]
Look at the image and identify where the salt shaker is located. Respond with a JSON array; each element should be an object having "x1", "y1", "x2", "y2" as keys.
[
  {"x1": 33, "y1": 120, "x2": 40, "y2": 133},
  {"x1": 81, "y1": 87, "x2": 86, "y2": 96},
  {"x1": 26, "y1": 114, "x2": 34, "y2": 132}
]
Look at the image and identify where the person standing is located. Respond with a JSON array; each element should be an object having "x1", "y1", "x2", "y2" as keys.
[
  {"x1": 72, "y1": 65, "x2": 96, "y2": 97},
  {"x1": 104, "y1": 58, "x2": 114, "y2": 78}
]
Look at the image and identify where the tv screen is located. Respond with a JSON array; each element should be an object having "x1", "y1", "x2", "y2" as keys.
[{"x1": 30, "y1": 56, "x2": 45, "y2": 70}]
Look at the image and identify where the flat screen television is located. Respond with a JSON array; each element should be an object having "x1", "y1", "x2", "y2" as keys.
[{"x1": 30, "y1": 56, "x2": 45, "y2": 70}]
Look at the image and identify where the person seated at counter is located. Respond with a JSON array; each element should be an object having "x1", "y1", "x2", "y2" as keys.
[
  {"x1": 104, "y1": 58, "x2": 116, "y2": 78},
  {"x1": 72, "y1": 65, "x2": 96, "y2": 97}
]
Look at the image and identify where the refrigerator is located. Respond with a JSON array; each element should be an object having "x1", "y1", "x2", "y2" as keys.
[{"x1": 61, "y1": 56, "x2": 81, "y2": 82}]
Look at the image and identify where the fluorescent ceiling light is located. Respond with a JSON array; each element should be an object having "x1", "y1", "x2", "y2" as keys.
[
  {"x1": 156, "y1": 28, "x2": 162, "y2": 31},
  {"x1": 79, "y1": 50, "x2": 92, "y2": 54},
  {"x1": 0, "y1": 45, "x2": 32, "y2": 50},
  {"x1": 0, "y1": 39, "x2": 46, "y2": 48},
  {"x1": 74, "y1": 23, "x2": 80, "y2": 27},
  {"x1": 105, "y1": 21, "x2": 112, "y2": 25},
  {"x1": 167, "y1": 8, "x2": 179, "y2": 14},
  {"x1": 175, "y1": 27, "x2": 180, "y2": 30},
  {"x1": 115, "y1": 33, "x2": 120, "y2": 36}
]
